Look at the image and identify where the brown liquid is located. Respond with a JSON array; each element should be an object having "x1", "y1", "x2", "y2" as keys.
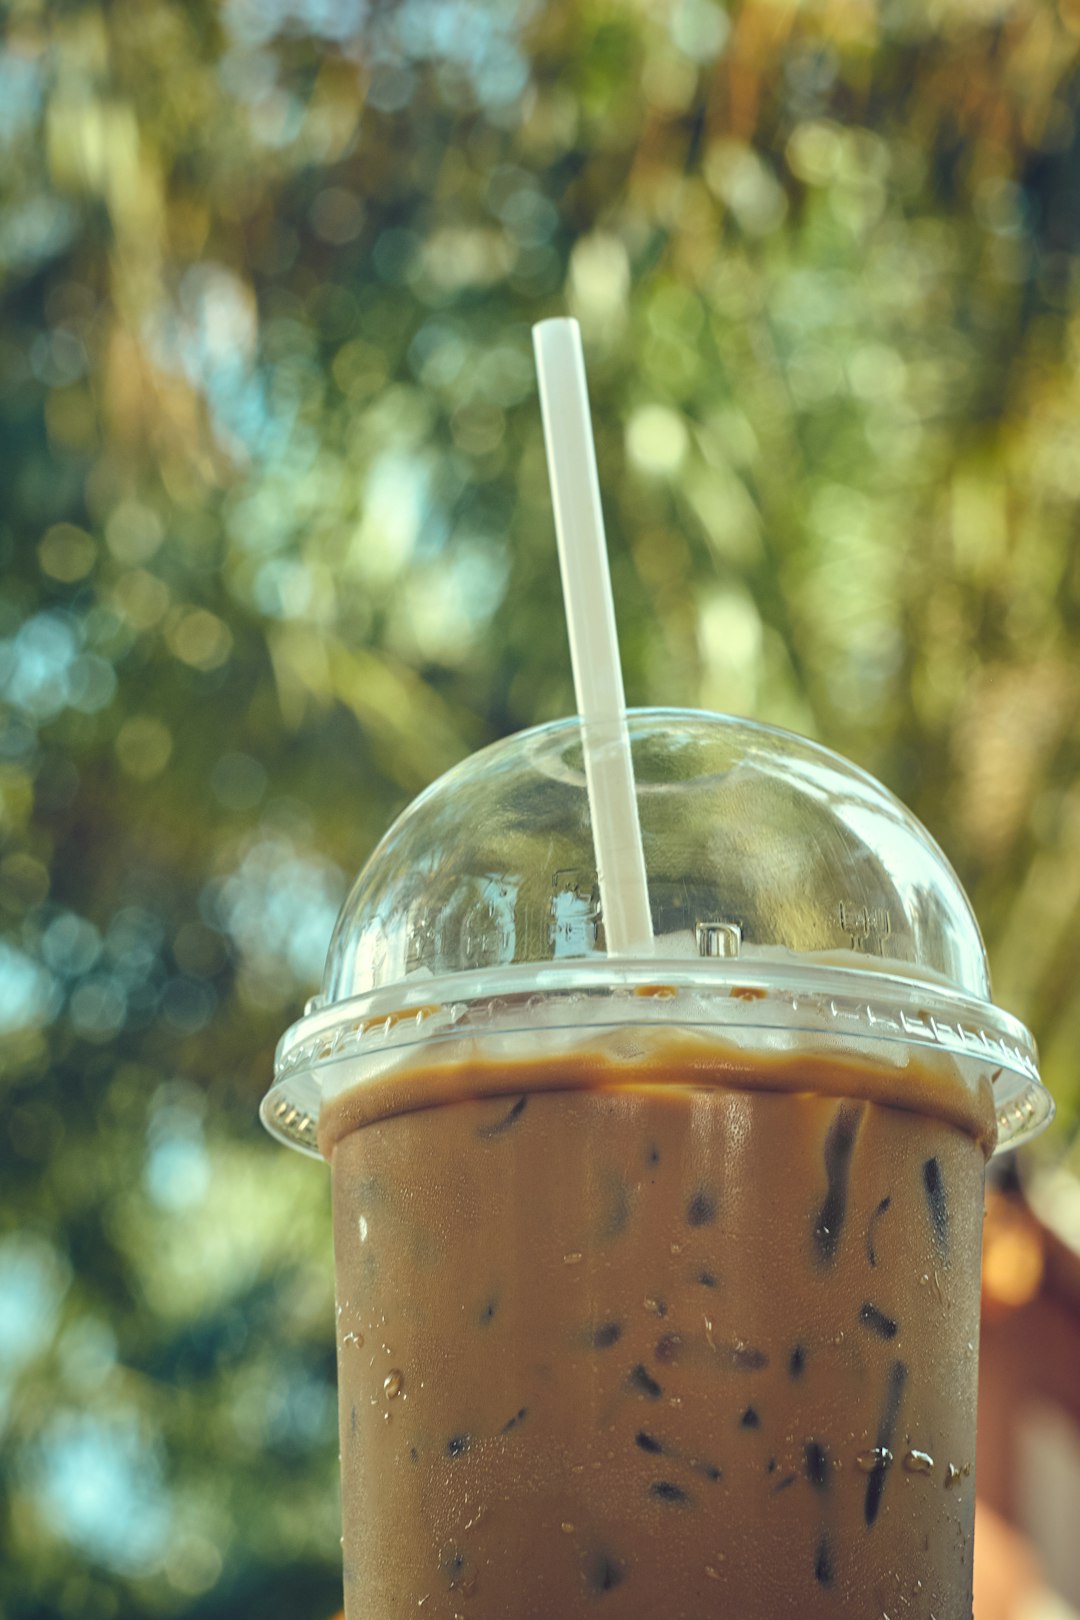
[{"x1": 326, "y1": 1043, "x2": 994, "y2": 1619}]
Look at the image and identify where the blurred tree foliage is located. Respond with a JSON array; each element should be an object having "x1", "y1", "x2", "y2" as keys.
[{"x1": 2, "y1": 0, "x2": 1080, "y2": 1614}]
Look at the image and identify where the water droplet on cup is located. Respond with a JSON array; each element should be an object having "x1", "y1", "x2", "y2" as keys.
[
  {"x1": 856, "y1": 1447, "x2": 893, "y2": 1472},
  {"x1": 903, "y1": 1449, "x2": 934, "y2": 1474},
  {"x1": 384, "y1": 1369, "x2": 403, "y2": 1398}
]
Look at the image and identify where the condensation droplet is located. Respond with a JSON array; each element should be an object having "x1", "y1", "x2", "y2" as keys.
[
  {"x1": 384, "y1": 1369, "x2": 403, "y2": 1399},
  {"x1": 903, "y1": 1449, "x2": 935, "y2": 1474},
  {"x1": 342, "y1": 1330, "x2": 365, "y2": 1349},
  {"x1": 359, "y1": 1215, "x2": 369, "y2": 1243},
  {"x1": 856, "y1": 1447, "x2": 893, "y2": 1472},
  {"x1": 705, "y1": 1565, "x2": 720, "y2": 1580},
  {"x1": 945, "y1": 1463, "x2": 961, "y2": 1488},
  {"x1": 560, "y1": 1521, "x2": 574, "y2": 1534},
  {"x1": 563, "y1": 1252, "x2": 583, "y2": 1266}
]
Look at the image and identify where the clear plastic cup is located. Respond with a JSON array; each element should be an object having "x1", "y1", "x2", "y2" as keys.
[{"x1": 262, "y1": 709, "x2": 1051, "y2": 1618}]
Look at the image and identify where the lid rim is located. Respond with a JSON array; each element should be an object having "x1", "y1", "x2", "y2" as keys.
[{"x1": 274, "y1": 958, "x2": 1041, "y2": 1084}]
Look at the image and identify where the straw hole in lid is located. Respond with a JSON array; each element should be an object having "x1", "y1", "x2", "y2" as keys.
[{"x1": 696, "y1": 922, "x2": 741, "y2": 959}]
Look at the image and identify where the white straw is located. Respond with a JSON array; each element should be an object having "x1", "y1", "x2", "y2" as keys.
[{"x1": 532, "y1": 317, "x2": 654, "y2": 956}]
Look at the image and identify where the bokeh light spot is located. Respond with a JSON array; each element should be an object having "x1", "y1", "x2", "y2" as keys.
[
  {"x1": 670, "y1": 0, "x2": 729, "y2": 62},
  {"x1": 2, "y1": 611, "x2": 78, "y2": 721},
  {"x1": 160, "y1": 976, "x2": 217, "y2": 1036},
  {"x1": 0, "y1": 939, "x2": 58, "y2": 1036},
  {"x1": 57, "y1": 1316, "x2": 118, "y2": 1395},
  {"x1": 114, "y1": 716, "x2": 173, "y2": 780},
  {"x1": 168, "y1": 608, "x2": 233, "y2": 671},
  {"x1": 0, "y1": 851, "x2": 50, "y2": 910},
  {"x1": 111, "y1": 569, "x2": 171, "y2": 631},
  {"x1": 145, "y1": 1129, "x2": 211, "y2": 1212},
  {"x1": 626, "y1": 404, "x2": 690, "y2": 476},
  {"x1": 68, "y1": 976, "x2": 128, "y2": 1042},
  {"x1": 41, "y1": 911, "x2": 102, "y2": 977},
  {"x1": 207, "y1": 835, "x2": 344, "y2": 990},
  {"x1": 569, "y1": 232, "x2": 630, "y2": 332},
  {"x1": 0, "y1": 766, "x2": 34, "y2": 836},
  {"x1": 704, "y1": 142, "x2": 788, "y2": 236},
  {"x1": 0, "y1": 1233, "x2": 69, "y2": 1370},
  {"x1": 29, "y1": 1412, "x2": 171, "y2": 1576},
  {"x1": 309, "y1": 186, "x2": 365, "y2": 244},
  {"x1": 211, "y1": 751, "x2": 268, "y2": 811},
  {"x1": 104, "y1": 502, "x2": 165, "y2": 566},
  {"x1": 38, "y1": 523, "x2": 96, "y2": 582},
  {"x1": 164, "y1": 1533, "x2": 224, "y2": 1597},
  {"x1": 66, "y1": 654, "x2": 117, "y2": 714}
]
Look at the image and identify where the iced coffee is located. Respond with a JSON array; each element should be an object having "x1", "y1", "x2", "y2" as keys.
[
  {"x1": 262, "y1": 710, "x2": 1051, "y2": 1620},
  {"x1": 323, "y1": 1038, "x2": 993, "y2": 1618}
]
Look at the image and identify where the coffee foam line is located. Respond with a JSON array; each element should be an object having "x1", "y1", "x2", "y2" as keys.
[{"x1": 313, "y1": 1024, "x2": 999, "y2": 1162}]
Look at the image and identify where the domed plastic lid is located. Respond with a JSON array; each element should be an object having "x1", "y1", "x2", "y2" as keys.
[{"x1": 263, "y1": 710, "x2": 1049, "y2": 1156}]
